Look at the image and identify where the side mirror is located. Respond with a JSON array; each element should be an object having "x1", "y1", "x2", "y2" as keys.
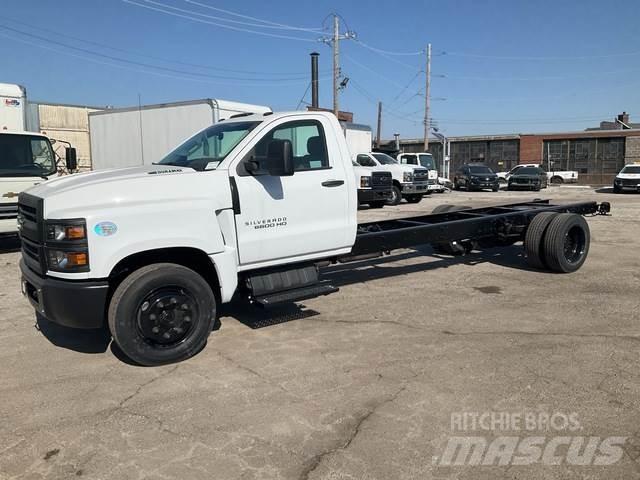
[
  {"x1": 65, "y1": 147, "x2": 78, "y2": 171},
  {"x1": 266, "y1": 139, "x2": 294, "y2": 176}
]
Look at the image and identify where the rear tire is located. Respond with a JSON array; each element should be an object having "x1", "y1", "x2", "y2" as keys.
[
  {"x1": 543, "y1": 213, "x2": 590, "y2": 273},
  {"x1": 108, "y1": 263, "x2": 216, "y2": 366},
  {"x1": 386, "y1": 185, "x2": 402, "y2": 205},
  {"x1": 524, "y1": 212, "x2": 558, "y2": 270},
  {"x1": 405, "y1": 194, "x2": 422, "y2": 204},
  {"x1": 551, "y1": 176, "x2": 564, "y2": 185}
]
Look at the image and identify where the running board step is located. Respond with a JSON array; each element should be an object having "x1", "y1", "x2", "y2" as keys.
[{"x1": 254, "y1": 282, "x2": 338, "y2": 306}]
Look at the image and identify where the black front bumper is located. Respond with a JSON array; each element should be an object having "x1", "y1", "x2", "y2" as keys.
[
  {"x1": 358, "y1": 187, "x2": 392, "y2": 203},
  {"x1": 20, "y1": 259, "x2": 109, "y2": 329}
]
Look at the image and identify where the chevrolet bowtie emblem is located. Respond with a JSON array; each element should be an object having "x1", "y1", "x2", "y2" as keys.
[{"x1": 2, "y1": 192, "x2": 18, "y2": 199}]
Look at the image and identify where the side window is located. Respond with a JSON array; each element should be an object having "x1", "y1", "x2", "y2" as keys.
[
  {"x1": 357, "y1": 154, "x2": 376, "y2": 167},
  {"x1": 250, "y1": 120, "x2": 329, "y2": 172}
]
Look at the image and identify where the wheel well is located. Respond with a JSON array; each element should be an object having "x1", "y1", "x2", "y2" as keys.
[
  {"x1": 108, "y1": 247, "x2": 221, "y2": 302},
  {"x1": 392, "y1": 180, "x2": 402, "y2": 189},
  {"x1": 551, "y1": 176, "x2": 564, "y2": 183}
]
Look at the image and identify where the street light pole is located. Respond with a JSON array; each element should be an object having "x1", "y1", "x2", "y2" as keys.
[{"x1": 423, "y1": 43, "x2": 432, "y2": 152}]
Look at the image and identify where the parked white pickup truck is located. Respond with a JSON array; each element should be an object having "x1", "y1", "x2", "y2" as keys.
[
  {"x1": 18, "y1": 110, "x2": 606, "y2": 366},
  {"x1": 352, "y1": 160, "x2": 392, "y2": 207},
  {"x1": 355, "y1": 152, "x2": 429, "y2": 204},
  {"x1": 497, "y1": 164, "x2": 578, "y2": 185}
]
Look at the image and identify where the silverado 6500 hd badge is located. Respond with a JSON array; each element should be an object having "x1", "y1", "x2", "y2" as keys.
[{"x1": 245, "y1": 217, "x2": 287, "y2": 230}]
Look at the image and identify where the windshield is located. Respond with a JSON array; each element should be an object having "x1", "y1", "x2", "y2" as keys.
[
  {"x1": 621, "y1": 165, "x2": 640, "y2": 174},
  {"x1": 469, "y1": 165, "x2": 494, "y2": 174},
  {"x1": 418, "y1": 154, "x2": 436, "y2": 170},
  {"x1": 372, "y1": 153, "x2": 398, "y2": 165},
  {"x1": 158, "y1": 121, "x2": 259, "y2": 171},
  {"x1": 0, "y1": 134, "x2": 56, "y2": 177}
]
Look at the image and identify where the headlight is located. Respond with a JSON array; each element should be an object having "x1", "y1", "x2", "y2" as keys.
[
  {"x1": 47, "y1": 250, "x2": 89, "y2": 271},
  {"x1": 45, "y1": 219, "x2": 89, "y2": 272},
  {"x1": 403, "y1": 172, "x2": 413, "y2": 182},
  {"x1": 47, "y1": 221, "x2": 86, "y2": 241},
  {"x1": 360, "y1": 176, "x2": 371, "y2": 188}
]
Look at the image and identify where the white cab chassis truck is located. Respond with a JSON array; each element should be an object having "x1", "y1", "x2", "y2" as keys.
[
  {"x1": 355, "y1": 152, "x2": 429, "y2": 205},
  {"x1": 18, "y1": 111, "x2": 609, "y2": 365},
  {"x1": 396, "y1": 152, "x2": 444, "y2": 193},
  {"x1": 351, "y1": 160, "x2": 393, "y2": 208}
]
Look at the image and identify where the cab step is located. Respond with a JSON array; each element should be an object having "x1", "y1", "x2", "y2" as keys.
[{"x1": 254, "y1": 282, "x2": 338, "y2": 306}]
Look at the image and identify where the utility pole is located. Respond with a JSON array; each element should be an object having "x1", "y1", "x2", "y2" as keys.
[
  {"x1": 333, "y1": 14, "x2": 340, "y2": 116},
  {"x1": 376, "y1": 101, "x2": 382, "y2": 147},
  {"x1": 321, "y1": 14, "x2": 355, "y2": 117},
  {"x1": 423, "y1": 43, "x2": 431, "y2": 152}
]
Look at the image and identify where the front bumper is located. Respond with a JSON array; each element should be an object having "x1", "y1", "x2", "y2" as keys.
[
  {"x1": 358, "y1": 187, "x2": 392, "y2": 203},
  {"x1": 470, "y1": 181, "x2": 500, "y2": 189},
  {"x1": 401, "y1": 182, "x2": 429, "y2": 194},
  {"x1": 20, "y1": 259, "x2": 109, "y2": 329},
  {"x1": 509, "y1": 182, "x2": 540, "y2": 190}
]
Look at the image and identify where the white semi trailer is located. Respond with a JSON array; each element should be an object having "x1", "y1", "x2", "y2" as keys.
[{"x1": 89, "y1": 99, "x2": 270, "y2": 170}]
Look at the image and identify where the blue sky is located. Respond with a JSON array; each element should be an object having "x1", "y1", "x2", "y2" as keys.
[{"x1": 0, "y1": 0, "x2": 638, "y2": 138}]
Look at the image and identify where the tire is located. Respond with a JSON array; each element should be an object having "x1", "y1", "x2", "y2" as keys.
[
  {"x1": 431, "y1": 204, "x2": 472, "y2": 255},
  {"x1": 543, "y1": 213, "x2": 590, "y2": 273},
  {"x1": 492, "y1": 185, "x2": 499, "y2": 192},
  {"x1": 550, "y1": 176, "x2": 564, "y2": 185},
  {"x1": 534, "y1": 186, "x2": 541, "y2": 192},
  {"x1": 108, "y1": 263, "x2": 216, "y2": 366},
  {"x1": 524, "y1": 212, "x2": 558, "y2": 270},
  {"x1": 386, "y1": 185, "x2": 402, "y2": 205},
  {"x1": 453, "y1": 179, "x2": 460, "y2": 191},
  {"x1": 613, "y1": 185, "x2": 621, "y2": 194},
  {"x1": 368, "y1": 201, "x2": 386, "y2": 208},
  {"x1": 405, "y1": 194, "x2": 422, "y2": 204}
]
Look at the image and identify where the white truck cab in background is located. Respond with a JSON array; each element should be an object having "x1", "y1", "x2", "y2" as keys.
[
  {"x1": 0, "y1": 83, "x2": 77, "y2": 235},
  {"x1": 397, "y1": 152, "x2": 445, "y2": 193},
  {"x1": 355, "y1": 152, "x2": 429, "y2": 205}
]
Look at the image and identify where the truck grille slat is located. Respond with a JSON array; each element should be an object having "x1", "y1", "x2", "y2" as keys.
[{"x1": 17, "y1": 193, "x2": 45, "y2": 275}]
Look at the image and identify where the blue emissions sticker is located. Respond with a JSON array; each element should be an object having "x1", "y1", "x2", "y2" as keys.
[{"x1": 94, "y1": 222, "x2": 118, "y2": 237}]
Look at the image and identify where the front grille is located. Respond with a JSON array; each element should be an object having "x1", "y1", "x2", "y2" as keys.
[
  {"x1": 0, "y1": 203, "x2": 18, "y2": 220},
  {"x1": 17, "y1": 193, "x2": 45, "y2": 275},
  {"x1": 620, "y1": 178, "x2": 640, "y2": 187},
  {"x1": 371, "y1": 171, "x2": 392, "y2": 187},
  {"x1": 513, "y1": 178, "x2": 532, "y2": 184},
  {"x1": 413, "y1": 170, "x2": 428, "y2": 182}
]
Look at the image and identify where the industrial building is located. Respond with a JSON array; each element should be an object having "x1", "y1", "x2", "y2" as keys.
[{"x1": 383, "y1": 113, "x2": 640, "y2": 184}]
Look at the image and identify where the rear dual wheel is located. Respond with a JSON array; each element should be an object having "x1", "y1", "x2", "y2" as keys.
[{"x1": 524, "y1": 212, "x2": 590, "y2": 272}]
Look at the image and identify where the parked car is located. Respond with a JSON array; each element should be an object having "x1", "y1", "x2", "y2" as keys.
[
  {"x1": 497, "y1": 163, "x2": 577, "y2": 185},
  {"x1": 453, "y1": 164, "x2": 500, "y2": 192},
  {"x1": 507, "y1": 166, "x2": 546, "y2": 191},
  {"x1": 613, "y1": 163, "x2": 640, "y2": 193}
]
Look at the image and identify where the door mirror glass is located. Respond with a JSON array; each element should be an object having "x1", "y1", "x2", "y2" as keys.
[{"x1": 266, "y1": 139, "x2": 294, "y2": 176}]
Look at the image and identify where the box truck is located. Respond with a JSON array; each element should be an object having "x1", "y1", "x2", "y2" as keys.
[{"x1": 89, "y1": 99, "x2": 270, "y2": 170}]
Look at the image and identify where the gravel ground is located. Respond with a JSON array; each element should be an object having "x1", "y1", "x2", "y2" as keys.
[{"x1": 0, "y1": 186, "x2": 638, "y2": 479}]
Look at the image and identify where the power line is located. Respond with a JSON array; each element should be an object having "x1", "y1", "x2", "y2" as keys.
[
  {"x1": 354, "y1": 40, "x2": 423, "y2": 56},
  {"x1": 0, "y1": 14, "x2": 326, "y2": 77},
  {"x1": 180, "y1": 0, "x2": 324, "y2": 32},
  {"x1": 122, "y1": 0, "x2": 319, "y2": 42},
  {"x1": 440, "y1": 68, "x2": 640, "y2": 81},
  {"x1": 443, "y1": 50, "x2": 640, "y2": 60}
]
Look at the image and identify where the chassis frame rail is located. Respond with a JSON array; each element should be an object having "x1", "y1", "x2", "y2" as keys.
[{"x1": 350, "y1": 199, "x2": 599, "y2": 256}]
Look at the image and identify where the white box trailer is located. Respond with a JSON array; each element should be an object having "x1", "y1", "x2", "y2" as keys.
[
  {"x1": 89, "y1": 98, "x2": 270, "y2": 170},
  {"x1": 0, "y1": 83, "x2": 27, "y2": 131},
  {"x1": 342, "y1": 122, "x2": 372, "y2": 159}
]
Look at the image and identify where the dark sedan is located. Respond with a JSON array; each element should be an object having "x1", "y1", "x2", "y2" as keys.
[
  {"x1": 453, "y1": 164, "x2": 500, "y2": 192},
  {"x1": 507, "y1": 166, "x2": 547, "y2": 191}
]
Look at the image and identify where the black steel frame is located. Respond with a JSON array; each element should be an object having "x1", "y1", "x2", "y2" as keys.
[{"x1": 351, "y1": 199, "x2": 599, "y2": 255}]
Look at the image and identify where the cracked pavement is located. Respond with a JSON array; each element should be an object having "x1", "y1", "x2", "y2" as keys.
[{"x1": 0, "y1": 187, "x2": 639, "y2": 479}]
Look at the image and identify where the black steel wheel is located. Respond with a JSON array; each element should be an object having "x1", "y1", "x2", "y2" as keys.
[
  {"x1": 405, "y1": 194, "x2": 423, "y2": 204},
  {"x1": 108, "y1": 263, "x2": 216, "y2": 366},
  {"x1": 386, "y1": 185, "x2": 402, "y2": 205},
  {"x1": 524, "y1": 212, "x2": 558, "y2": 270},
  {"x1": 543, "y1": 213, "x2": 590, "y2": 273}
]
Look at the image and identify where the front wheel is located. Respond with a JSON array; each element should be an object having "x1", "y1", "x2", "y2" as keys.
[
  {"x1": 613, "y1": 185, "x2": 621, "y2": 194},
  {"x1": 368, "y1": 201, "x2": 386, "y2": 208},
  {"x1": 405, "y1": 194, "x2": 422, "y2": 204},
  {"x1": 108, "y1": 263, "x2": 216, "y2": 366},
  {"x1": 386, "y1": 185, "x2": 402, "y2": 205},
  {"x1": 492, "y1": 185, "x2": 500, "y2": 192}
]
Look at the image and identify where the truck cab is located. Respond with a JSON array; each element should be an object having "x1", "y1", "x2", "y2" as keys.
[
  {"x1": 355, "y1": 152, "x2": 428, "y2": 204},
  {"x1": 0, "y1": 132, "x2": 58, "y2": 235},
  {"x1": 396, "y1": 152, "x2": 444, "y2": 193},
  {"x1": 351, "y1": 160, "x2": 392, "y2": 208}
]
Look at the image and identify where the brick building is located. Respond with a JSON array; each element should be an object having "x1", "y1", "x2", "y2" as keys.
[{"x1": 381, "y1": 113, "x2": 640, "y2": 184}]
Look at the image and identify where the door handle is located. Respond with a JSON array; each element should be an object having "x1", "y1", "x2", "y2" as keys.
[{"x1": 321, "y1": 179, "x2": 344, "y2": 187}]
